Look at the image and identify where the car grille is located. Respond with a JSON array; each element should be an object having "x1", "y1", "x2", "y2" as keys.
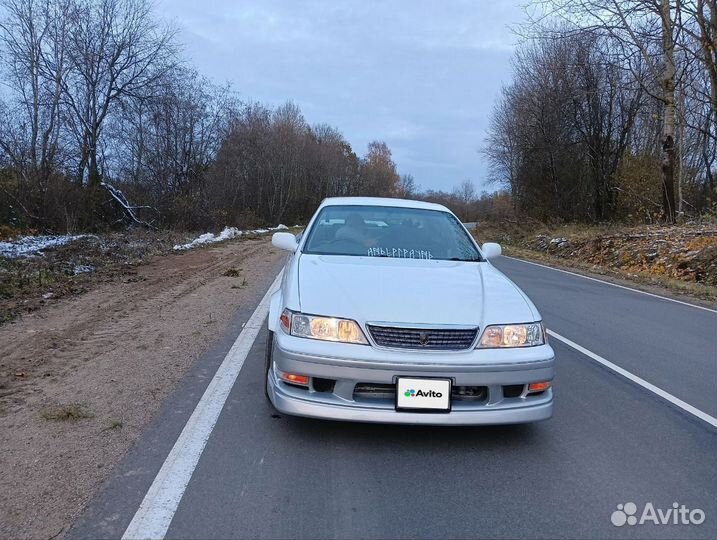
[
  {"x1": 353, "y1": 383, "x2": 488, "y2": 402},
  {"x1": 366, "y1": 325, "x2": 478, "y2": 350},
  {"x1": 353, "y1": 383, "x2": 395, "y2": 400}
]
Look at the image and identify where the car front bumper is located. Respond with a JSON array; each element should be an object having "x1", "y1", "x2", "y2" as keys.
[{"x1": 267, "y1": 332, "x2": 555, "y2": 426}]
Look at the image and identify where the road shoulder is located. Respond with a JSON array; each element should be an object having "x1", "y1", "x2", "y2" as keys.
[
  {"x1": 504, "y1": 248, "x2": 716, "y2": 311},
  {"x1": 0, "y1": 238, "x2": 284, "y2": 540}
]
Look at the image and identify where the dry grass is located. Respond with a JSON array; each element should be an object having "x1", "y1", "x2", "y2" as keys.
[
  {"x1": 474, "y1": 220, "x2": 717, "y2": 305},
  {"x1": 40, "y1": 403, "x2": 94, "y2": 422},
  {"x1": 103, "y1": 419, "x2": 124, "y2": 431},
  {"x1": 222, "y1": 267, "x2": 242, "y2": 277}
]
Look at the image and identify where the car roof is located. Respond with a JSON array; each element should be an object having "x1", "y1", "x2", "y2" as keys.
[{"x1": 318, "y1": 197, "x2": 450, "y2": 213}]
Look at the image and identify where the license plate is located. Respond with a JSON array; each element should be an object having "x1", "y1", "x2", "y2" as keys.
[{"x1": 396, "y1": 377, "x2": 451, "y2": 412}]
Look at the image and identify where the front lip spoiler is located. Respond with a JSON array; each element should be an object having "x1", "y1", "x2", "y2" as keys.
[{"x1": 268, "y1": 375, "x2": 554, "y2": 426}]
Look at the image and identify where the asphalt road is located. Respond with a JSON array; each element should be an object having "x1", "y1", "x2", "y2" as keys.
[{"x1": 70, "y1": 256, "x2": 717, "y2": 540}]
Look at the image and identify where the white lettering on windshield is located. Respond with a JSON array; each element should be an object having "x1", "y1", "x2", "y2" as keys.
[{"x1": 366, "y1": 247, "x2": 434, "y2": 259}]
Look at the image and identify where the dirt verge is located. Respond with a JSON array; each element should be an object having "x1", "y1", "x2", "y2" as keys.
[
  {"x1": 473, "y1": 221, "x2": 717, "y2": 307},
  {"x1": 505, "y1": 246, "x2": 717, "y2": 309},
  {"x1": 0, "y1": 230, "x2": 194, "y2": 324},
  {"x1": 0, "y1": 237, "x2": 284, "y2": 540}
]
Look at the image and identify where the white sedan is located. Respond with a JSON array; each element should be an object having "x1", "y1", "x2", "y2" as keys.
[{"x1": 265, "y1": 197, "x2": 554, "y2": 425}]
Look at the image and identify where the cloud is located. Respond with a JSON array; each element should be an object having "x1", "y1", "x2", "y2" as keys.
[{"x1": 158, "y1": 0, "x2": 523, "y2": 191}]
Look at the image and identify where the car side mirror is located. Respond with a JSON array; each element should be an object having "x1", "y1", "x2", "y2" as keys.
[
  {"x1": 481, "y1": 242, "x2": 502, "y2": 259},
  {"x1": 272, "y1": 232, "x2": 298, "y2": 253}
]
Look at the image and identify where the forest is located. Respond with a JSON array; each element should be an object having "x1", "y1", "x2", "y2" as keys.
[
  {"x1": 0, "y1": 0, "x2": 715, "y2": 232},
  {"x1": 485, "y1": 0, "x2": 716, "y2": 223},
  {"x1": 0, "y1": 0, "x2": 409, "y2": 232}
]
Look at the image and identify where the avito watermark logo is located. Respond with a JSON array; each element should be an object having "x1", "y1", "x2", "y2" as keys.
[
  {"x1": 611, "y1": 502, "x2": 705, "y2": 527},
  {"x1": 403, "y1": 389, "x2": 443, "y2": 398}
]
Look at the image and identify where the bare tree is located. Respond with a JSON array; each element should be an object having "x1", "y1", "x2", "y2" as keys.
[
  {"x1": 484, "y1": 87, "x2": 522, "y2": 210},
  {"x1": 0, "y1": 0, "x2": 409, "y2": 231},
  {"x1": 483, "y1": 29, "x2": 672, "y2": 222},
  {"x1": 682, "y1": 0, "x2": 717, "y2": 120},
  {"x1": 679, "y1": 0, "x2": 717, "y2": 201},
  {"x1": 0, "y1": 0, "x2": 70, "y2": 188},
  {"x1": 62, "y1": 0, "x2": 176, "y2": 186},
  {"x1": 397, "y1": 174, "x2": 416, "y2": 198},
  {"x1": 454, "y1": 179, "x2": 476, "y2": 204},
  {"x1": 110, "y1": 67, "x2": 237, "y2": 225},
  {"x1": 531, "y1": 0, "x2": 683, "y2": 222}
]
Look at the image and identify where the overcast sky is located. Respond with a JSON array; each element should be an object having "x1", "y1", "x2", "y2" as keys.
[{"x1": 156, "y1": 0, "x2": 525, "y2": 193}]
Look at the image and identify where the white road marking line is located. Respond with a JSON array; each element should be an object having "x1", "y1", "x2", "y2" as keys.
[
  {"x1": 122, "y1": 271, "x2": 283, "y2": 540},
  {"x1": 547, "y1": 329, "x2": 717, "y2": 429},
  {"x1": 505, "y1": 256, "x2": 717, "y2": 314}
]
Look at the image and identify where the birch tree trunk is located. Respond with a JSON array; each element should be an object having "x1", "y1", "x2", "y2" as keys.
[{"x1": 661, "y1": 0, "x2": 677, "y2": 222}]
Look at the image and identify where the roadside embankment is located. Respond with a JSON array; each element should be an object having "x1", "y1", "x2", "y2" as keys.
[{"x1": 473, "y1": 220, "x2": 717, "y2": 304}]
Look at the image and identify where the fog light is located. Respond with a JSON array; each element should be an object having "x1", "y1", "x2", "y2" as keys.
[
  {"x1": 528, "y1": 381, "x2": 552, "y2": 393},
  {"x1": 279, "y1": 371, "x2": 309, "y2": 386}
]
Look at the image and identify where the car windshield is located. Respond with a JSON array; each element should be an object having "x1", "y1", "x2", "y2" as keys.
[{"x1": 302, "y1": 205, "x2": 483, "y2": 261}]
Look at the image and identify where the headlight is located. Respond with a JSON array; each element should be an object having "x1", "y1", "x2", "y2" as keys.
[
  {"x1": 280, "y1": 309, "x2": 368, "y2": 344},
  {"x1": 478, "y1": 322, "x2": 545, "y2": 348}
]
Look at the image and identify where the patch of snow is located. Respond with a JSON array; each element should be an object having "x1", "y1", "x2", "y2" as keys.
[
  {"x1": 42, "y1": 292, "x2": 54, "y2": 299},
  {"x1": 173, "y1": 225, "x2": 290, "y2": 251},
  {"x1": 73, "y1": 264, "x2": 95, "y2": 275},
  {"x1": 0, "y1": 234, "x2": 90, "y2": 259},
  {"x1": 215, "y1": 227, "x2": 241, "y2": 242}
]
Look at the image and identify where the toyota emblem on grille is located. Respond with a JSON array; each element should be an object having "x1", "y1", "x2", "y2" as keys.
[{"x1": 418, "y1": 331, "x2": 430, "y2": 346}]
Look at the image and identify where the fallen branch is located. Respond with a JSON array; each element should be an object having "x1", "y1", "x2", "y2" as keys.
[
  {"x1": 609, "y1": 186, "x2": 662, "y2": 209},
  {"x1": 595, "y1": 230, "x2": 717, "y2": 241},
  {"x1": 0, "y1": 186, "x2": 41, "y2": 222},
  {"x1": 100, "y1": 182, "x2": 157, "y2": 229}
]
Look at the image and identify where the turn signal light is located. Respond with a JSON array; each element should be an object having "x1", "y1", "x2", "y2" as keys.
[
  {"x1": 279, "y1": 371, "x2": 309, "y2": 386},
  {"x1": 528, "y1": 381, "x2": 552, "y2": 393},
  {"x1": 280, "y1": 309, "x2": 291, "y2": 332}
]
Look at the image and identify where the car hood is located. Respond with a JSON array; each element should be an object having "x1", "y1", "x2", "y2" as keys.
[{"x1": 297, "y1": 254, "x2": 537, "y2": 327}]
